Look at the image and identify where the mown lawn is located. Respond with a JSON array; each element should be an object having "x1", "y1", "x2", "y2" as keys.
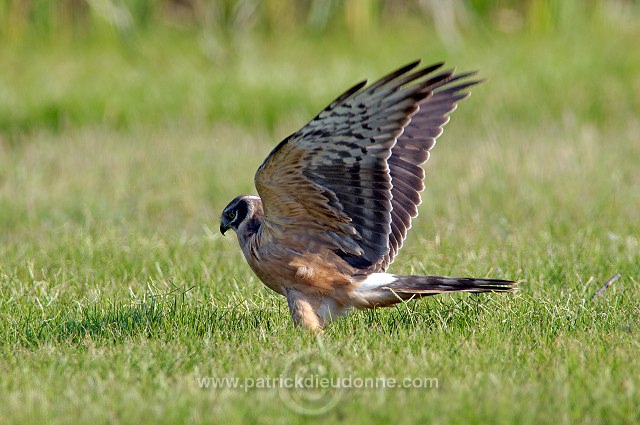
[{"x1": 1, "y1": 17, "x2": 639, "y2": 424}]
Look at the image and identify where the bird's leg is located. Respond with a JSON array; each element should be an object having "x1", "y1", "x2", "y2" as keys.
[{"x1": 285, "y1": 288, "x2": 324, "y2": 333}]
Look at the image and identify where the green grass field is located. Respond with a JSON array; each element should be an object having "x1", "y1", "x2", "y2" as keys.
[{"x1": 1, "y1": 10, "x2": 639, "y2": 425}]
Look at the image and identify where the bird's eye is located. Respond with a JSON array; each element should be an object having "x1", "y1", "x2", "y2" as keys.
[{"x1": 227, "y1": 211, "x2": 236, "y2": 220}]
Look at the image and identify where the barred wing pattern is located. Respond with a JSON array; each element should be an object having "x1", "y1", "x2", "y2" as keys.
[
  {"x1": 255, "y1": 61, "x2": 480, "y2": 272},
  {"x1": 382, "y1": 71, "x2": 479, "y2": 270}
]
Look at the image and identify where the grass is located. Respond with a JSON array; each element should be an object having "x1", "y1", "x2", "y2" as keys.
[{"x1": 1, "y1": 14, "x2": 639, "y2": 425}]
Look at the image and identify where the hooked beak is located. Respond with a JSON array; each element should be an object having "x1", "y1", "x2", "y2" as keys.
[{"x1": 220, "y1": 223, "x2": 229, "y2": 235}]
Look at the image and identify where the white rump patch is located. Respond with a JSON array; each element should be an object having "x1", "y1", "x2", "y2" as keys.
[
  {"x1": 351, "y1": 273, "x2": 398, "y2": 307},
  {"x1": 356, "y1": 273, "x2": 397, "y2": 291}
]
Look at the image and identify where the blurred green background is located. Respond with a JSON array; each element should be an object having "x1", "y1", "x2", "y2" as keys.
[
  {"x1": 2, "y1": 0, "x2": 639, "y2": 135},
  {"x1": 1, "y1": 2, "x2": 639, "y2": 424}
]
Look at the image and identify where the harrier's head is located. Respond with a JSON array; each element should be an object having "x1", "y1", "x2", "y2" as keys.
[{"x1": 220, "y1": 195, "x2": 263, "y2": 238}]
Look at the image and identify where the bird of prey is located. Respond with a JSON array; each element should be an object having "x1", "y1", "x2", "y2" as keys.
[{"x1": 220, "y1": 60, "x2": 516, "y2": 332}]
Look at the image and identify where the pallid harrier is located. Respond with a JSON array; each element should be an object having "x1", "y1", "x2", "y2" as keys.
[{"x1": 220, "y1": 61, "x2": 516, "y2": 332}]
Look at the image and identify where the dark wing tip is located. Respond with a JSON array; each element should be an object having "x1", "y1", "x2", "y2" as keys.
[
  {"x1": 433, "y1": 71, "x2": 484, "y2": 93},
  {"x1": 396, "y1": 59, "x2": 423, "y2": 74},
  {"x1": 324, "y1": 79, "x2": 368, "y2": 111}
]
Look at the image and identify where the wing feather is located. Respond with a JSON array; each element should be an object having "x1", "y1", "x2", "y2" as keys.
[
  {"x1": 254, "y1": 61, "x2": 480, "y2": 271},
  {"x1": 379, "y1": 72, "x2": 482, "y2": 269}
]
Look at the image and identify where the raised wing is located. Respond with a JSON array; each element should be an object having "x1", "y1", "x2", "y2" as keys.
[
  {"x1": 381, "y1": 72, "x2": 480, "y2": 270},
  {"x1": 254, "y1": 61, "x2": 479, "y2": 272}
]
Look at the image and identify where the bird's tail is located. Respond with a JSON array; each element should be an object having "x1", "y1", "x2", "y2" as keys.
[{"x1": 352, "y1": 273, "x2": 517, "y2": 308}]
